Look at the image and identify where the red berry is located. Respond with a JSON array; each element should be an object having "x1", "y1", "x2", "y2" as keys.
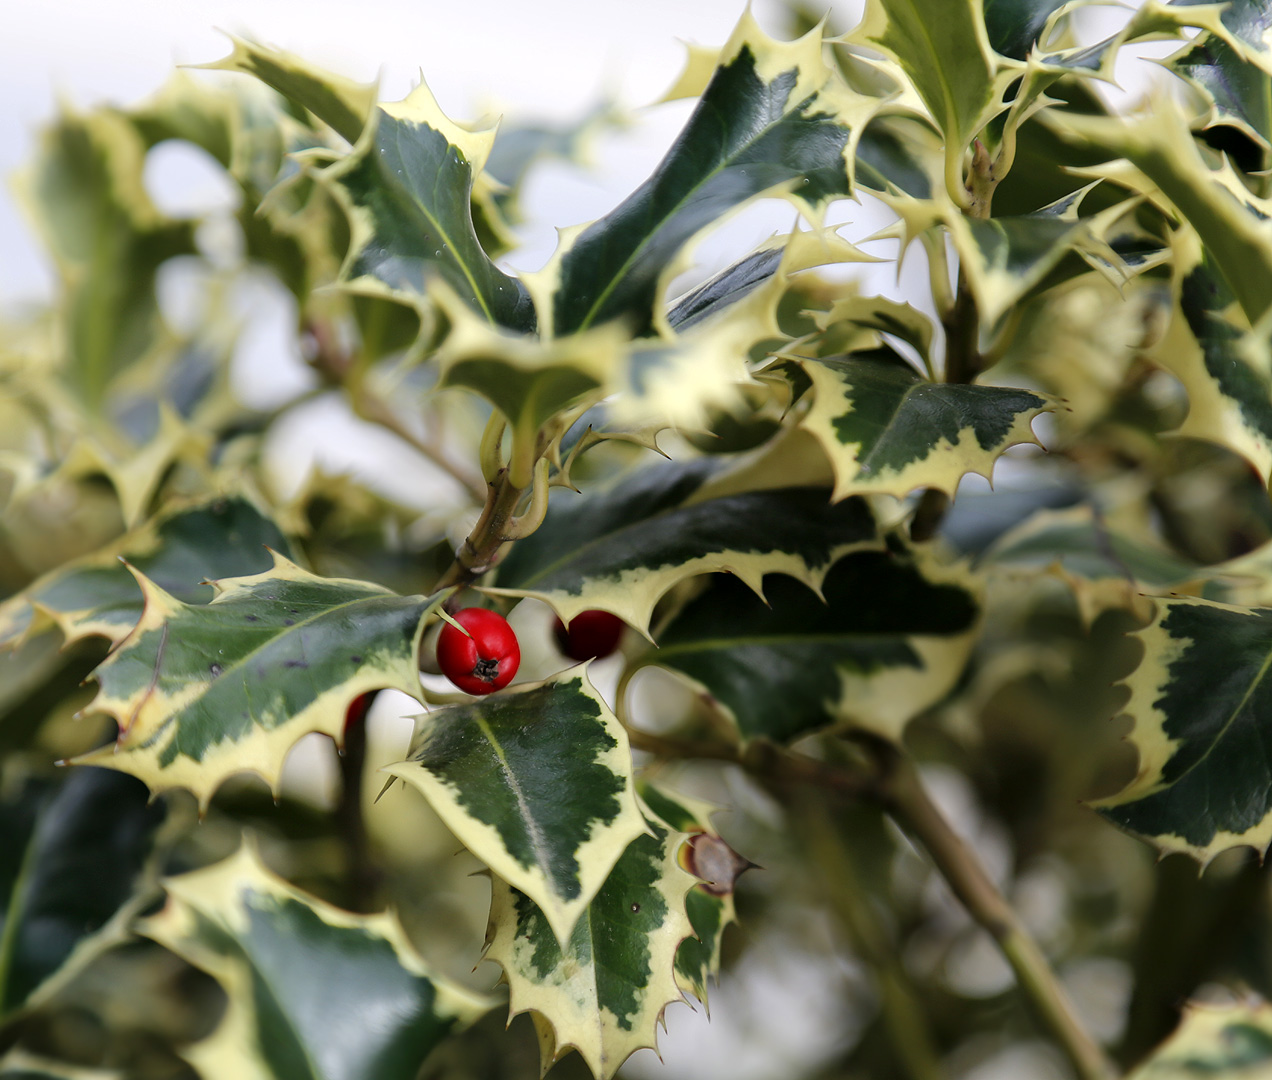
[
  {"x1": 343, "y1": 691, "x2": 377, "y2": 734},
  {"x1": 553, "y1": 609, "x2": 626, "y2": 662},
  {"x1": 436, "y1": 608, "x2": 520, "y2": 695}
]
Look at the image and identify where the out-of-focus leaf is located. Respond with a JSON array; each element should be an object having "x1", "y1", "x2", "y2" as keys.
[
  {"x1": 0, "y1": 1050, "x2": 119, "y2": 1080},
  {"x1": 141, "y1": 845, "x2": 494, "y2": 1080},
  {"x1": 642, "y1": 551, "x2": 980, "y2": 742},
  {"x1": 484, "y1": 818, "x2": 694, "y2": 1080},
  {"x1": 0, "y1": 768, "x2": 165, "y2": 1020},
  {"x1": 0, "y1": 496, "x2": 290, "y2": 650},
  {"x1": 384, "y1": 671, "x2": 646, "y2": 947},
  {"x1": 540, "y1": 11, "x2": 878, "y2": 338},
  {"x1": 490, "y1": 458, "x2": 878, "y2": 634},
  {"x1": 1127, "y1": 998, "x2": 1272, "y2": 1078},
  {"x1": 1095, "y1": 596, "x2": 1272, "y2": 862},
  {"x1": 75, "y1": 554, "x2": 441, "y2": 808}
]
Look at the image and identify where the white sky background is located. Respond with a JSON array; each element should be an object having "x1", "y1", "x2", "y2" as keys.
[{"x1": 0, "y1": 0, "x2": 876, "y2": 304}]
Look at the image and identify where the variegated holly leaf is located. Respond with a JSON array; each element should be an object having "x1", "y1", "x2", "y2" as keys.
[
  {"x1": 537, "y1": 10, "x2": 878, "y2": 339},
  {"x1": 141, "y1": 845, "x2": 493, "y2": 1080},
  {"x1": 14, "y1": 107, "x2": 197, "y2": 410},
  {"x1": 638, "y1": 783, "x2": 743, "y2": 1009},
  {"x1": 848, "y1": 0, "x2": 1018, "y2": 204},
  {"x1": 1048, "y1": 103, "x2": 1272, "y2": 327},
  {"x1": 484, "y1": 817, "x2": 695, "y2": 1080},
  {"x1": 1168, "y1": 5, "x2": 1272, "y2": 156},
  {"x1": 75, "y1": 553, "x2": 441, "y2": 808},
  {"x1": 384, "y1": 670, "x2": 646, "y2": 947},
  {"x1": 199, "y1": 35, "x2": 376, "y2": 144},
  {"x1": 853, "y1": 113, "x2": 941, "y2": 201},
  {"x1": 642, "y1": 550, "x2": 980, "y2": 742},
  {"x1": 985, "y1": 505, "x2": 1203, "y2": 621},
  {"x1": 1147, "y1": 240, "x2": 1272, "y2": 483},
  {"x1": 611, "y1": 228, "x2": 877, "y2": 431},
  {"x1": 489, "y1": 458, "x2": 878, "y2": 635},
  {"x1": 0, "y1": 497, "x2": 290, "y2": 650},
  {"x1": 983, "y1": 0, "x2": 1071, "y2": 60},
  {"x1": 1128, "y1": 998, "x2": 1272, "y2": 1078},
  {"x1": 1094, "y1": 596, "x2": 1272, "y2": 863},
  {"x1": 786, "y1": 347, "x2": 1055, "y2": 501},
  {"x1": 317, "y1": 84, "x2": 535, "y2": 331},
  {"x1": 0, "y1": 769, "x2": 164, "y2": 1021}
]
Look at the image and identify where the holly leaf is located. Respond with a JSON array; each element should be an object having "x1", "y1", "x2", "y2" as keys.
[
  {"x1": 141, "y1": 844, "x2": 494, "y2": 1080},
  {"x1": 642, "y1": 550, "x2": 980, "y2": 742},
  {"x1": 786, "y1": 347, "x2": 1055, "y2": 501},
  {"x1": 14, "y1": 108, "x2": 197, "y2": 410},
  {"x1": 0, "y1": 497, "x2": 291, "y2": 650},
  {"x1": 318, "y1": 84, "x2": 534, "y2": 331},
  {"x1": 983, "y1": 0, "x2": 1071, "y2": 61},
  {"x1": 638, "y1": 784, "x2": 744, "y2": 1009},
  {"x1": 1094, "y1": 596, "x2": 1272, "y2": 863},
  {"x1": 854, "y1": 113, "x2": 941, "y2": 200},
  {"x1": 0, "y1": 768, "x2": 165, "y2": 1021},
  {"x1": 384, "y1": 670, "x2": 646, "y2": 947},
  {"x1": 484, "y1": 817, "x2": 695, "y2": 1080},
  {"x1": 1128, "y1": 998, "x2": 1272, "y2": 1078},
  {"x1": 489, "y1": 458, "x2": 879, "y2": 635},
  {"x1": 1148, "y1": 241, "x2": 1272, "y2": 483},
  {"x1": 848, "y1": 0, "x2": 1017, "y2": 203},
  {"x1": 538, "y1": 10, "x2": 878, "y2": 338},
  {"x1": 75, "y1": 553, "x2": 441, "y2": 808}
]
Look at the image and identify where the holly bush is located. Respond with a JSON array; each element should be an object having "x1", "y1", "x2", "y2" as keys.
[{"x1": 5, "y1": 1, "x2": 1272, "y2": 1078}]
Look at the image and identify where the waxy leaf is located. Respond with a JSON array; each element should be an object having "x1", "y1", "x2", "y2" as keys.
[
  {"x1": 541, "y1": 11, "x2": 876, "y2": 338},
  {"x1": 384, "y1": 671, "x2": 646, "y2": 947},
  {"x1": 0, "y1": 497, "x2": 290, "y2": 650},
  {"x1": 490, "y1": 458, "x2": 879, "y2": 634},
  {"x1": 638, "y1": 784, "x2": 740, "y2": 1008},
  {"x1": 320, "y1": 85, "x2": 534, "y2": 330},
  {"x1": 0, "y1": 769, "x2": 164, "y2": 1020},
  {"x1": 645, "y1": 551, "x2": 980, "y2": 742},
  {"x1": 1149, "y1": 242, "x2": 1272, "y2": 483},
  {"x1": 1096, "y1": 596, "x2": 1272, "y2": 863},
  {"x1": 484, "y1": 818, "x2": 695, "y2": 1080},
  {"x1": 76, "y1": 553, "x2": 440, "y2": 807},
  {"x1": 849, "y1": 0, "x2": 1017, "y2": 203},
  {"x1": 789, "y1": 347, "x2": 1054, "y2": 501},
  {"x1": 142, "y1": 845, "x2": 493, "y2": 1080},
  {"x1": 1128, "y1": 998, "x2": 1272, "y2": 1078},
  {"x1": 983, "y1": 0, "x2": 1070, "y2": 61}
]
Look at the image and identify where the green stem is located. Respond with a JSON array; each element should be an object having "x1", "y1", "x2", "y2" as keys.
[{"x1": 865, "y1": 739, "x2": 1117, "y2": 1080}]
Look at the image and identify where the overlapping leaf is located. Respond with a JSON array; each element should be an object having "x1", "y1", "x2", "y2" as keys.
[
  {"x1": 785, "y1": 347, "x2": 1055, "y2": 501},
  {"x1": 489, "y1": 458, "x2": 878, "y2": 634},
  {"x1": 142, "y1": 845, "x2": 493, "y2": 1080},
  {"x1": 76, "y1": 553, "x2": 440, "y2": 807},
  {"x1": 985, "y1": 505, "x2": 1203, "y2": 621},
  {"x1": 848, "y1": 0, "x2": 1017, "y2": 203},
  {"x1": 1146, "y1": 241, "x2": 1272, "y2": 483},
  {"x1": 0, "y1": 497, "x2": 289, "y2": 650},
  {"x1": 318, "y1": 85, "x2": 534, "y2": 330},
  {"x1": 484, "y1": 816, "x2": 695, "y2": 1080},
  {"x1": 638, "y1": 784, "x2": 743, "y2": 1008},
  {"x1": 1128, "y1": 998, "x2": 1272, "y2": 1078},
  {"x1": 539, "y1": 11, "x2": 879, "y2": 339},
  {"x1": 14, "y1": 109, "x2": 197, "y2": 411},
  {"x1": 0, "y1": 769, "x2": 164, "y2": 1021},
  {"x1": 1095, "y1": 596, "x2": 1272, "y2": 863},
  {"x1": 384, "y1": 670, "x2": 646, "y2": 946},
  {"x1": 642, "y1": 551, "x2": 980, "y2": 742},
  {"x1": 0, "y1": 1051, "x2": 118, "y2": 1080}
]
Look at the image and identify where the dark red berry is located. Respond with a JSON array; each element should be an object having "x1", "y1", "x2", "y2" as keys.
[
  {"x1": 343, "y1": 691, "x2": 377, "y2": 734},
  {"x1": 436, "y1": 608, "x2": 520, "y2": 695},
  {"x1": 553, "y1": 609, "x2": 626, "y2": 662}
]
